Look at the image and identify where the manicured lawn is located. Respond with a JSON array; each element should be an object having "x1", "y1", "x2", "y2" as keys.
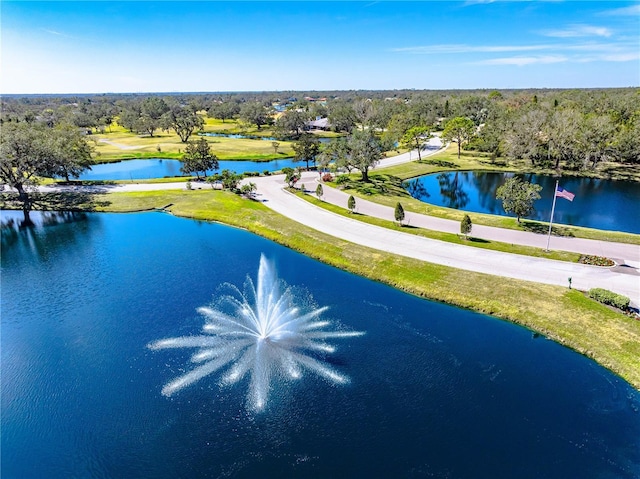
[
  {"x1": 91, "y1": 129, "x2": 294, "y2": 162},
  {"x1": 335, "y1": 144, "x2": 640, "y2": 245},
  {"x1": 293, "y1": 190, "x2": 581, "y2": 262}
]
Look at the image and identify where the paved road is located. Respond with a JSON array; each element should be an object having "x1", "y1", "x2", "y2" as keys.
[
  {"x1": 251, "y1": 173, "x2": 640, "y2": 306},
  {"x1": 33, "y1": 139, "x2": 640, "y2": 305}
]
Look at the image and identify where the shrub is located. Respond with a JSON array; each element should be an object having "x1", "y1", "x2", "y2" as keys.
[
  {"x1": 335, "y1": 174, "x2": 350, "y2": 185},
  {"x1": 347, "y1": 195, "x2": 356, "y2": 213},
  {"x1": 322, "y1": 173, "x2": 334, "y2": 182},
  {"x1": 579, "y1": 255, "x2": 615, "y2": 267},
  {"x1": 394, "y1": 202, "x2": 405, "y2": 225},
  {"x1": 588, "y1": 288, "x2": 630, "y2": 311},
  {"x1": 460, "y1": 214, "x2": 472, "y2": 239}
]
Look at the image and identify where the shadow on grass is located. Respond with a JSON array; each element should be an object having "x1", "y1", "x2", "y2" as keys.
[
  {"x1": 342, "y1": 174, "x2": 411, "y2": 198},
  {"x1": 417, "y1": 159, "x2": 459, "y2": 169},
  {"x1": 521, "y1": 220, "x2": 575, "y2": 237},
  {"x1": 32, "y1": 191, "x2": 112, "y2": 212},
  {"x1": 1, "y1": 191, "x2": 112, "y2": 220},
  {"x1": 468, "y1": 237, "x2": 490, "y2": 244}
]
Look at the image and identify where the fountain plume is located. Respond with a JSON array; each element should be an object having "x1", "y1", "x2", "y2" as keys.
[{"x1": 148, "y1": 254, "x2": 364, "y2": 412}]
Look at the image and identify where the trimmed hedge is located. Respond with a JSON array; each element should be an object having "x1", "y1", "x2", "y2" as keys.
[{"x1": 588, "y1": 288, "x2": 630, "y2": 310}]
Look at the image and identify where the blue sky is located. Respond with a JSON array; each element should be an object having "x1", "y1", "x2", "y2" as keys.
[{"x1": 1, "y1": 1, "x2": 638, "y2": 93}]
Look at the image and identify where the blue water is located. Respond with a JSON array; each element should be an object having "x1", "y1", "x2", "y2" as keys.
[
  {"x1": 78, "y1": 158, "x2": 300, "y2": 180},
  {"x1": 2, "y1": 210, "x2": 639, "y2": 478},
  {"x1": 199, "y1": 133, "x2": 333, "y2": 144},
  {"x1": 200, "y1": 132, "x2": 278, "y2": 141},
  {"x1": 406, "y1": 171, "x2": 640, "y2": 233}
]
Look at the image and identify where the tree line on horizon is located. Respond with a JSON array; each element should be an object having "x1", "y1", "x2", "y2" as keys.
[
  {"x1": 2, "y1": 87, "x2": 638, "y2": 169},
  {"x1": 1, "y1": 87, "x2": 638, "y2": 226}
]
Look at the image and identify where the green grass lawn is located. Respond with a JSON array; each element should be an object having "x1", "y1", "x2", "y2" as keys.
[
  {"x1": 335, "y1": 144, "x2": 640, "y2": 245},
  {"x1": 293, "y1": 190, "x2": 581, "y2": 262},
  {"x1": 91, "y1": 128, "x2": 294, "y2": 162},
  {"x1": 13, "y1": 188, "x2": 635, "y2": 390}
]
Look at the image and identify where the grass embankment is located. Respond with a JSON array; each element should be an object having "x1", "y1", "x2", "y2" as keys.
[
  {"x1": 294, "y1": 190, "x2": 580, "y2": 262},
  {"x1": 339, "y1": 144, "x2": 640, "y2": 245},
  {"x1": 77, "y1": 188, "x2": 640, "y2": 390},
  {"x1": 91, "y1": 121, "x2": 294, "y2": 162}
]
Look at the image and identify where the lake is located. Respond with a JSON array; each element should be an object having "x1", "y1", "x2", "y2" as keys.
[
  {"x1": 78, "y1": 158, "x2": 300, "y2": 181},
  {"x1": 2, "y1": 210, "x2": 639, "y2": 478},
  {"x1": 405, "y1": 171, "x2": 640, "y2": 233}
]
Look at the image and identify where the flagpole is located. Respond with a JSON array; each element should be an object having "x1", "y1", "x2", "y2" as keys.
[{"x1": 545, "y1": 179, "x2": 559, "y2": 252}]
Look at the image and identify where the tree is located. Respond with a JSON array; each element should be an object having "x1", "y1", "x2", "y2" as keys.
[
  {"x1": 240, "y1": 182, "x2": 257, "y2": 198},
  {"x1": 442, "y1": 116, "x2": 476, "y2": 158},
  {"x1": 317, "y1": 137, "x2": 348, "y2": 171},
  {"x1": 353, "y1": 99, "x2": 375, "y2": 130},
  {"x1": 401, "y1": 125, "x2": 431, "y2": 161},
  {"x1": 181, "y1": 137, "x2": 218, "y2": 179},
  {"x1": 394, "y1": 202, "x2": 405, "y2": 225},
  {"x1": 315, "y1": 183, "x2": 323, "y2": 200},
  {"x1": 495, "y1": 177, "x2": 542, "y2": 223},
  {"x1": 340, "y1": 130, "x2": 382, "y2": 182},
  {"x1": 578, "y1": 114, "x2": 616, "y2": 169},
  {"x1": 275, "y1": 110, "x2": 308, "y2": 137},
  {"x1": 139, "y1": 97, "x2": 169, "y2": 137},
  {"x1": 328, "y1": 100, "x2": 357, "y2": 133},
  {"x1": 293, "y1": 133, "x2": 321, "y2": 170},
  {"x1": 214, "y1": 169, "x2": 242, "y2": 190},
  {"x1": 382, "y1": 112, "x2": 415, "y2": 151},
  {"x1": 208, "y1": 101, "x2": 239, "y2": 122},
  {"x1": 504, "y1": 109, "x2": 548, "y2": 166},
  {"x1": 347, "y1": 195, "x2": 356, "y2": 213},
  {"x1": 47, "y1": 125, "x2": 94, "y2": 182},
  {"x1": 271, "y1": 141, "x2": 280, "y2": 154},
  {"x1": 239, "y1": 102, "x2": 272, "y2": 130},
  {"x1": 547, "y1": 108, "x2": 582, "y2": 170},
  {"x1": 282, "y1": 167, "x2": 300, "y2": 188},
  {"x1": 0, "y1": 123, "x2": 92, "y2": 225},
  {"x1": 612, "y1": 120, "x2": 640, "y2": 164},
  {"x1": 460, "y1": 214, "x2": 472, "y2": 239},
  {"x1": 163, "y1": 106, "x2": 204, "y2": 142}
]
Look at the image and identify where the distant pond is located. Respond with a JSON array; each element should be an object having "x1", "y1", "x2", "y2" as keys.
[
  {"x1": 405, "y1": 171, "x2": 640, "y2": 234},
  {"x1": 78, "y1": 158, "x2": 299, "y2": 181},
  {"x1": 199, "y1": 132, "x2": 333, "y2": 144}
]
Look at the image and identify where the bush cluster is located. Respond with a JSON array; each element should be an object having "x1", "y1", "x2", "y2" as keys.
[
  {"x1": 588, "y1": 288, "x2": 630, "y2": 311},
  {"x1": 335, "y1": 174, "x2": 350, "y2": 185},
  {"x1": 579, "y1": 255, "x2": 615, "y2": 266},
  {"x1": 322, "y1": 173, "x2": 333, "y2": 182}
]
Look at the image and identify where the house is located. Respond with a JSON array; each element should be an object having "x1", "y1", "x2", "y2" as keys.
[{"x1": 305, "y1": 117, "x2": 331, "y2": 131}]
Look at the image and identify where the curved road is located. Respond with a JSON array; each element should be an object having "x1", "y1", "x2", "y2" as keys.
[{"x1": 35, "y1": 139, "x2": 640, "y2": 305}]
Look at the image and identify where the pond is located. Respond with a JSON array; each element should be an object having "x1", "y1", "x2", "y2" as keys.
[
  {"x1": 405, "y1": 171, "x2": 640, "y2": 234},
  {"x1": 199, "y1": 132, "x2": 333, "y2": 144},
  {"x1": 78, "y1": 158, "x2": 300, "y2": 181},
  {"x1": 2, "y1": 210, "x2": 639, "y2": 478},
  {"x1": 200, "y1": 132, "x2": 279, "y2": 141}
]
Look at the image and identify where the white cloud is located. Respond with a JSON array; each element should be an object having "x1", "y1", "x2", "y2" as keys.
[
  {"x1": 476, "y1": 55, "x2": 568, "y2": 66},
  {"x1": 600, "y1": 4, "x2": 640, "y2": 16},
  {"x1": 463, "y1": 0, "x2": 497, "y2": 5},
  {"x1": 390, "y1": 44, "x2": 551, "y2": 54},
  {"x1": 575, "y1": 52, "x2": 640, "y2": 63},
  {"x1": 540, "y1": 24, "x2": 613, "y2": 38}
]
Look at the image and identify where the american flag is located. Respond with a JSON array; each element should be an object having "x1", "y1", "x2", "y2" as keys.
[{"x1": 556, "y1": 186, "x2": 575, "y2": 202}]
